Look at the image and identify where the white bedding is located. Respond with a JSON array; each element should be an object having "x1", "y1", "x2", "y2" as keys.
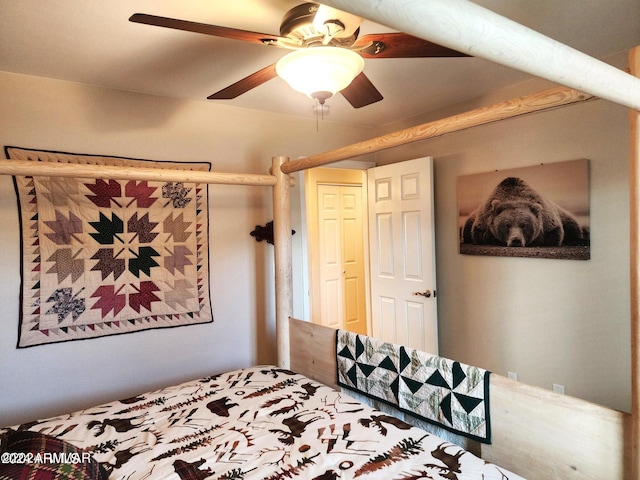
[{"x1": 1, "y1": 366, "x2": 525, "y2": 479}]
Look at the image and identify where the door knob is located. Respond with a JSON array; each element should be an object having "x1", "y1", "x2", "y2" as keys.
[{"x1": 413, "y1": 290, "x2": 432, "y2": 298}]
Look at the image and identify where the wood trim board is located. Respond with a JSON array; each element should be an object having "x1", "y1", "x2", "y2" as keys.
[{"x1": 289, "y1": 318, "x2": 340, "y2": 391}]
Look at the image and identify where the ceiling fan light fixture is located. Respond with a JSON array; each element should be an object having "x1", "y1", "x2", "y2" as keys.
[{"x1": 276, "y1": 47, "x2": 364, "y2": 104}]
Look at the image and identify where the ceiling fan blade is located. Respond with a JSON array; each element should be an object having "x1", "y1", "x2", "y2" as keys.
[
  {"x1": 208, "y1": 64, "x2": 278, "y2": 100},
  {"x1": 340, "y1": 72, "x2": 383, "y2": 108},
  {"x1": 354, "y1": 33, "x2": 469, "y2": 58},
  {"x1": 129, "y1": 13, "x2": 284, "y2": 46}
]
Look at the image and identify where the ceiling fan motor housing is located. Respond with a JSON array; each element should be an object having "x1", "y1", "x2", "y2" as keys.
[
  {"x1": 280, "y1": 3, "x2": 320, "y2": 40},
  {"x1": 279, "y1": 2, "x2": 360, "y2": 46}
]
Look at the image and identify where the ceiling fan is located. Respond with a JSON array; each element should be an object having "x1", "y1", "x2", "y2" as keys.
[{"x1": 129, "y1": 2, "x2": 468, "y2": 108}]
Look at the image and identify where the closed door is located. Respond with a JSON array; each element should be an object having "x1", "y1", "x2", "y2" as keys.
[
  {"x1": 317, "y1": 184, "x2": 368, "y2": 334},
  {"x1": 368, "y1": 157, "x2": 438, "y2": 353}
]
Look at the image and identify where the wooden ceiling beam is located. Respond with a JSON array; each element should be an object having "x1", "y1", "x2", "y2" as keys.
[{"x1": 320, "y1": 0, "x2": 640, "y2": 111}]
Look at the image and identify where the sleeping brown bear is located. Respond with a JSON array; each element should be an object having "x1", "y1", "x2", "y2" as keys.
[{"x1": 461, "y1": 176, "x2": 584, "y2": 247}]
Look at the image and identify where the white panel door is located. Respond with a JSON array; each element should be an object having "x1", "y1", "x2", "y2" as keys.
[
  {"x1": 318, "y1": 185, "x2": 343, "y2": 330},
  {"x1": 317, "y1": 184, "x2": 368, "y2": 334},
  {"x1": 339, "y1": 187, "x2": 368, "y2": 335},
  {"x1": 368, "y1": 157, "x2": 438, "y2": 353}
]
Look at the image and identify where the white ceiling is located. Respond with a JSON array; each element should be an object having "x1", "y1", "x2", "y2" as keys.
[{"x1": 1, "y1": 0, "x2": 638, "y2": 127}]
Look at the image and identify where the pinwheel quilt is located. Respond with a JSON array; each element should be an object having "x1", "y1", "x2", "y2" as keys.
[{"x1": 337, "y1": 330, "x2": 491, "y2": 443}]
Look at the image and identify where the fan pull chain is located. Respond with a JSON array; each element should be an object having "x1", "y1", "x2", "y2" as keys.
[{"x1": 314, "y1": 99, "x2": 328, "y2": 132}]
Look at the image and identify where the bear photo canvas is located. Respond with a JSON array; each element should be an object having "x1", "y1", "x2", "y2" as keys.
[{"x1": 458, "y1": 159, "x2": 590, "y2": 260}]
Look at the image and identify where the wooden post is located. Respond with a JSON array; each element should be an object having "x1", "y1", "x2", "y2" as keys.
[
  {"x1": 319, "y1": 0, "x2": 640, "y2": 111},
  {"x1": 630, "y1": 45, "x2": 640, "y2": 480},
  {"x1": 272, "y1": 156, "x2": 293, "y2": 368},
  {"x1": 282, "y1": 86, "x2": 593, "y2": 173}
]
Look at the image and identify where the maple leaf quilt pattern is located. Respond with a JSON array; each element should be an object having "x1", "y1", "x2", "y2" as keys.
[{"x1": 7, "y1": 147, "x2": 213, "y2": 347}]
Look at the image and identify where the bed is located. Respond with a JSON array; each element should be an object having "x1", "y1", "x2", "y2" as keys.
[
  {"x1": 0, "y1": 365, "x2": 524, "y2": 480},
  {"x1": 1, "y1": 3, "x2": 639, "y2": 479}
]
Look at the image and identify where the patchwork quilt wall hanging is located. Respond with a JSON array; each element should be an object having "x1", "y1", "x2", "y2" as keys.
[
  {"x1": 7, "y1": 147, "x2": 213, "y2": 347},
  {"x1": 336, "y1": 329, "x2": 491, "y2": 443}
]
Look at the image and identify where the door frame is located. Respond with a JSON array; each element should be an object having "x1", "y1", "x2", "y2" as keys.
[{"x1": 305, "y1": 167, "x2": 371, "y2": 334}]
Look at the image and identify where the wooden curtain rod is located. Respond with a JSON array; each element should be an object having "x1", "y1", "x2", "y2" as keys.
[
  {"x1": 320, "y1": 0, "x2": 640, "y2": 111},
  {"x1": 282, "y1": 85, "x2": 594, "y2": 173},
  {"x1": 0, "y1": 159, "x2": 277, "y2": 186}
]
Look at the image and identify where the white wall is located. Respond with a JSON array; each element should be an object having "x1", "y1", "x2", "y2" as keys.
[
  {"x1": 0, "y1": 71, "x2": 374, "y2": 426},
  {"x1": 375, "y1": 54, "x2": 631, "y2": 412}
]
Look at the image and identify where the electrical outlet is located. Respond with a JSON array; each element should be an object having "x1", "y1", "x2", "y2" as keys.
[
  {"x1": 507, "y1": 371, "x2": 518, "y2": 380},
  {"x1": 552, "y1": 383, "x2": 565, "y2": 394}
]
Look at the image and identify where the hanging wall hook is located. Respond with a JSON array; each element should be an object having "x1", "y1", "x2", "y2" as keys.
[{"x1": 250, "y1": 221, "x2": 295, "y2": 245}]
